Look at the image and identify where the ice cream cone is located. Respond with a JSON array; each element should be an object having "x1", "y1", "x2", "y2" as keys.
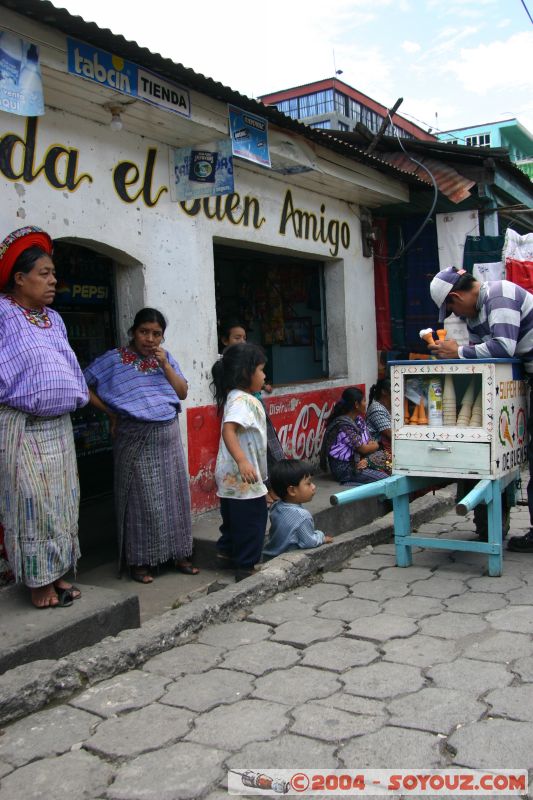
[
  {"x1": 417, "y1": 396, "x2": 428, "y2": 425},
  {"x1": 436, "y1": 329, "x2": 447, "y2": 341},
  {"x1": 409, "y1": 404, "x2": 419, "y2": 424},
  {"x1": 469, "y1": 391, "x2": 482, "y2": 427}
]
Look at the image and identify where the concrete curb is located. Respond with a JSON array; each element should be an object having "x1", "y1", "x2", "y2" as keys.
[{"x1": 0, "y1": 486, "x2": 455, "y2": 726}]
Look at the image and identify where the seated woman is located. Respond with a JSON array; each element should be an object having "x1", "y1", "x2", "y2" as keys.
[
  {"x1": 320, "y1": 387, "x2": 389, "y2": 485},
  {"x1": 366, "y1": 378, "x2": 392, "y2": 453}
]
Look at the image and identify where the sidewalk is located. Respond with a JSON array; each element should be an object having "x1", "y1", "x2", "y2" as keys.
[
  {"x1": 0, "y1": 475, "x2": 390, "y2": 673},
  {"x1": 0, "y1": 493, "x2": 532, "y2": 799}
]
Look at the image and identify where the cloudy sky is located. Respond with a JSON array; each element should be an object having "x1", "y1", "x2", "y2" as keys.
[{"x1": 56, "y1": 0, "x2": 533, "y2": 136}]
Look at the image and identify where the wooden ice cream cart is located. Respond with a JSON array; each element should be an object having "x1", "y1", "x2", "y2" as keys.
[{"x1": 331, "y1": 358, "x2": 528, "y2": 576}]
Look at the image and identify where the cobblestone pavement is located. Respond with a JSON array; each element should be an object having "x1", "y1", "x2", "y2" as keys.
[{"x1": 1, "y1": 504, "x2": 533, "y2": 800}]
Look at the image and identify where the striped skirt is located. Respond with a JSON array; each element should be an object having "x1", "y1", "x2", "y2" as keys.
[
  {"x1": 0, "y1": 406, "x2": 80, "y2": 587},
  {"x1": 114, "y1": 416, "x2": 193, "y2": 570}
]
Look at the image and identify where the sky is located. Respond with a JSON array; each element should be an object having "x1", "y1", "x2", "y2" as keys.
[{"x1": 54, "y1": 0, "x2": 533, "y2": 136}]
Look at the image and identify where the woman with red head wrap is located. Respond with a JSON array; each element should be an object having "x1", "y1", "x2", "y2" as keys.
[{"x1": 0, "y1": 227, "x2": 88, "y2": 608}]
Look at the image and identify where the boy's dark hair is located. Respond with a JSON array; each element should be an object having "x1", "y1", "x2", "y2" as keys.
[
  {"x1": 219, "y1": 317, "x2": 246, "y2": 341},
  {"x1": 270, "y1": 458, "x2": 313, "y2": 501}
]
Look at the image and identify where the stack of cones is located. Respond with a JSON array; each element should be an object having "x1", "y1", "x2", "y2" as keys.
[
  {"x1": 469, "y1": 391, "x2": 483, "y2": 426},
  {"x1": 409, "y1": 403, "x2": 419, "y2": 424},
  {"x1": 442, "y1": 375, "x2": 457, "y2": 425},
  {"x1": 417, "y1": 396, "x2": 428, "y2": 425},
  {"x1": 404, "y1": 398, "x2": 410, "y2": 424},
  {"x1": 457, "y1": 378, "x2": 475, "y2": 426}
]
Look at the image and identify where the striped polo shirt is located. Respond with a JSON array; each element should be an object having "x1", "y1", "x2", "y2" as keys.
[{"x1": 460, "y1": 281, "x2": 533, "y2": 374}]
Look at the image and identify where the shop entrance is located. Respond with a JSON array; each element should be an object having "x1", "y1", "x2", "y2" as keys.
[
  {"x1": 52, "y1": 241, "x2": 116, "y2": 526},
  {"x1": 214, "y1": 244, "x2": 328, "y2": 384}
]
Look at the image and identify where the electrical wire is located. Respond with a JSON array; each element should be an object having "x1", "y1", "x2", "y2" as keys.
[
  {"x1": 373, "y1": 112, "x2": 439, "y2": 263},
  {"x1": 520, "y1": 0, "x2": 533, "y2": 25}
]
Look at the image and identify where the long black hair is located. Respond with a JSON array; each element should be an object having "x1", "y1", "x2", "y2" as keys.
[
  {"x1": 128, "y1": 307, "x2": 167, "y2": 339},
  {"x1": 369, "y1": 378, "x2": 391, "y2": 406},
  {"x1": 211, "y1": 343, "x2": 266, "y2": 412},
  {"x1": 4, "y1": 246, "x2": 51, "y2": 292},
  {"x1": 328, "y1": 386, "x2": 364, "y2": 425}
]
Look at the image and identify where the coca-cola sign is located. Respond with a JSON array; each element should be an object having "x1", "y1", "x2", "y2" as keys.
[{"x1": 187, "y1": 385, "x2": 357, "y2": 513}]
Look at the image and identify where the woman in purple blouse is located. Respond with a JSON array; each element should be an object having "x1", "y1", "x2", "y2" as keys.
[
  {"x1": 84, "y1": 308, "x2": 197, "y2": 584},
  {"x1": 0, "y1": 227, "x2": 89, "y2": 608},
  {"x1": 320, "y1": 386, "x2": 389, "y2": 484}
]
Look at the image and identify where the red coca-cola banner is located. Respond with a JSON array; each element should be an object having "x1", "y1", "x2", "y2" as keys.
[{"x1": 187, "y1": 384, "x2": 358, "y2": 512}]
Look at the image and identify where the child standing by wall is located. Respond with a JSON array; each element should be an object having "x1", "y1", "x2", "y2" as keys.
[
  {"x1": 211, "y1": 343, "x2": 269, "y2": 581},
  {"x1": 263, "y1": 459, "x2": 334, "y2": 559}
]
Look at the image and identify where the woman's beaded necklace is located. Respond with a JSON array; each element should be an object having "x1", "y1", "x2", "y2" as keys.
[{"x1": 8, "y1": 295, "x2": 52, "y2": 328}]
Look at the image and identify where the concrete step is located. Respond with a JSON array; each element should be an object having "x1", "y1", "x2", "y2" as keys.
[
  {"x1": 0, "y1": 475, "x2": 387, "y2": 675},
  {"x1": 192, "y1": 475, "x2": 389, "y2": 568},
  {"x1": 0, "y1": 582, "x2": 140, "y2": 674}
]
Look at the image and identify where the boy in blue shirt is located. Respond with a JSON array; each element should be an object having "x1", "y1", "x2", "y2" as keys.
[{"x1": 263, "y1": 459, "x2": 334, "y2": 559}]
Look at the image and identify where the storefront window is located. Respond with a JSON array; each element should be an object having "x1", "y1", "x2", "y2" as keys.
[{"x1": 214, "y1": 244, "x2": 328, "y2": 384}]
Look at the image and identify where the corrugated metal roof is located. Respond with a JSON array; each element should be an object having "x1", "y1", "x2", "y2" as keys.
[
  {"x1": 378, "y1": 153, "x2": 475, "y2": 203},
  {"x1": 0, "y1": 0, "x2": 429, "y2": 190}
]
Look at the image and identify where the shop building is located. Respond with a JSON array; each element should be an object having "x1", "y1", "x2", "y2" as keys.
[{"x1": 0, "y1": 1, "x2": 418, "y2": 524}]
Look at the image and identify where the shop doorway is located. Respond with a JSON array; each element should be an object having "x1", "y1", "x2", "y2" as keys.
[
  {"x1": 214, "y1": 244, "x2": 328, "y2": 384},
  {"x1": 52, "y1": 241, "x2": 117, "y2": 503}
]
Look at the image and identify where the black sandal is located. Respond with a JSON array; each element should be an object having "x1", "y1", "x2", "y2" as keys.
[
  {"x1": 131, "y1": 568, "x2": 154, "y2": 584},
  {"x1": 175, "y1": 561, "x2": 200, "y2": 575}
]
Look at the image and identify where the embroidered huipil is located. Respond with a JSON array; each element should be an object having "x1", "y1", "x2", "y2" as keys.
[
  {"x1": 84, "y1": 348, "x2": 187, "y2": 422},
  {"x1": 0, "y1": 295, "x2": 88, "y2": 416}
]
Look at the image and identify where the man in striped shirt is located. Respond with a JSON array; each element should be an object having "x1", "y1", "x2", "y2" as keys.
[{"x1": 429, "y1": 267, "x2": 533, "y2": 552}]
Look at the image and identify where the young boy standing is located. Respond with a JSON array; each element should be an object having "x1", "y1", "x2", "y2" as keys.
[{"x1": 263, "y1": 459, "x2": 334, "y2": 559}]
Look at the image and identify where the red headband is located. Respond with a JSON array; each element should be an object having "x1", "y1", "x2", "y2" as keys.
[{"x1": 0, "y1": 226, "x2": 53, "y2": 290}]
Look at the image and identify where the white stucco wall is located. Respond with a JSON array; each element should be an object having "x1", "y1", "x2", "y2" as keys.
[{"x1": 0, "y1": 105, "x2": 379, "y2": 431}]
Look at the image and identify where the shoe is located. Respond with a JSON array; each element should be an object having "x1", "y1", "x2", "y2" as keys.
[
  {"x1": 234, "y1": 566, "x2": 260, "y2": 583},
  {"x1": 175, "y1": 560, "x2": 200, "y2": 575},
  {"x1": 216, "y1": 552, "x2": 234, "y2": 570},
  {"x1": 507, "y1": 530, "x2": 533, "y2": 553},
  {"x1": 131, "y1": 567, "x2": 154, "y2": 584},
  {"x1": 54, "y1": 580, "x2": 81, "y2": 601}
]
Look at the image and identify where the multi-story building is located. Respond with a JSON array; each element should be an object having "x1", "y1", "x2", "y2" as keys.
[
  {"x1": 437, "y1": 119, "x2": 533, "y2": 180},
  {"x1": 259, "y1": 77, "x2": 436, "y2": 141}
]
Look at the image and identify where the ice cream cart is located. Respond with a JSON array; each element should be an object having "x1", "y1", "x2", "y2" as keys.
[{"x1": 331, "y1": 358, "x2": 528, "y2": 576}]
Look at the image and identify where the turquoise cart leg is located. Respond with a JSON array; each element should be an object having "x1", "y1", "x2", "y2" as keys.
[
  {"x1": 393, "y1": 492, "x2": 413, "y2": 567},
  {"x1": 487, "y1": 479, "x2": 503, "y2": 577}
]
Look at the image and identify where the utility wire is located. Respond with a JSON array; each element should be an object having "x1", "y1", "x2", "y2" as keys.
[
  {"x1": 373, "y1": 112, "x2": 439, "y2": 264},
  {"x1": 520, "y1": 0, "x2": 533, "y2": 25}
]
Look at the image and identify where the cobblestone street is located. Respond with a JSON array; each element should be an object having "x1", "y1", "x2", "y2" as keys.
[{"x1": 1, "y1": 506, "x2": 533, "y2": 799}]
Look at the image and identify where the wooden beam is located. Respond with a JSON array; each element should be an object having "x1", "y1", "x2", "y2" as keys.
[{"x1": 365, "y1": 98, "x2": 403, "y2": 155}]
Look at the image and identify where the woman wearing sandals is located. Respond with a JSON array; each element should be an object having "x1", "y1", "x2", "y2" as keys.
[
  {"x1": 84, "y1": 308, "x2": 198, "y2": 583},
  {"x1": 0, "y1": 227, "x2": 88, "y2": 609}
]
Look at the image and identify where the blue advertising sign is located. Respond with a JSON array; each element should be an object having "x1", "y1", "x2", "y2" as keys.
[
  {"x1": 67, "y1": 38, "x2": 190, "y2": 117},
  {"x1": 228, "y1": 104, "x2": 270, "y2": 167},
  {"x1": 0, "y1": 32, "x2": 44, "y2": 116},
  {"x1": 171, "y1": 139, "x2": 234, "y2": 201}
]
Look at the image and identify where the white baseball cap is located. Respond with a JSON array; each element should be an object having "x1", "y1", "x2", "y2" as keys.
[{"x1": 430, "y1": 267, "x2": 467, "y2": 322}]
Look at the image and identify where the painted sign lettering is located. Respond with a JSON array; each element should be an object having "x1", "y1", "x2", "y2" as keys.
[
  {"x1": 279, "y1": 189, "x2": 350, "y2": 257},
  {"x1": 0, "y1": 116, "x2": 91, "y2": 191}
]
